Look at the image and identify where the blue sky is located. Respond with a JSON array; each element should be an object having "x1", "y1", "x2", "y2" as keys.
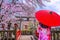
[{"x1": 36, "y1": 0, "x2": 60, "y2": 15}]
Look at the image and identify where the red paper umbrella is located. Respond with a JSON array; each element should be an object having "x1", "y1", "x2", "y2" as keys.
[{"x1": 35, "y1": 10, "x2": 60, "y2": 27}]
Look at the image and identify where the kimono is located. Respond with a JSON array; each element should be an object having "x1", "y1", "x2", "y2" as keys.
[
  {"x1": 37, "y1": 25, "x2": 51, "y2": 40},
  {"x1": 16, "y1": 29, "x2": 21, "y2": 40}
]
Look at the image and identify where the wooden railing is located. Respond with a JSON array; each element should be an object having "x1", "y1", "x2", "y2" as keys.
[
  {"x1": 0, "y1": 30, "x2": 16, "y2": 40},
  {"x1": 51, "y1": 28, "x2": 60, "y2": 40},
  {"x1": 0, "y1": 27, "x2": 17, "y2": 40}
]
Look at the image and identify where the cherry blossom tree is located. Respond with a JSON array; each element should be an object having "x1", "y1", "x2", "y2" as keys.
[{"x1": 0, "y1": 0, "x2": 51, "y2": 24}]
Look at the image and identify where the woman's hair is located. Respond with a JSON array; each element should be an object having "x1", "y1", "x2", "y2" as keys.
[{"x1": 39, "y1": 23, "x2": 48, "y2": 28}]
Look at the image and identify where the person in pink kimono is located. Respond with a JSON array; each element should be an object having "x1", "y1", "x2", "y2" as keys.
[{"x1": 37, "y1": 23, "x2": 51, "y2": 40}]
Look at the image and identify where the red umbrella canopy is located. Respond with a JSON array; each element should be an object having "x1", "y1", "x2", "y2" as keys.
[{"x1": 35, "y1": 10, "x2": 60, "y2": 27}]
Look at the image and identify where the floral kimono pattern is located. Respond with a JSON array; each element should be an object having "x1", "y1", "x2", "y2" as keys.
[{"x1": 37, "y1": 25, "x2": 51, "y2": 40}]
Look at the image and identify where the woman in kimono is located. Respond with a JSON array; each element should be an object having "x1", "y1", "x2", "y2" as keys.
[
  {"x1": 37, "y1": 23, "x2": 51, "y2": 40},
  {"x1": 14, "y1": 23, "x2": 21, "y2": 40}
]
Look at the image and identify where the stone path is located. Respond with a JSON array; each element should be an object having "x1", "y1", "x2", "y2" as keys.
[{"x1": 20, "y1": 35, "x2": 35, "y2": 40}]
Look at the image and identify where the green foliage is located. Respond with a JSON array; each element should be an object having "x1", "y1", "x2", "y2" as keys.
[{"x1": 21, "y1": 30, "x2": 32, "y2": 35}]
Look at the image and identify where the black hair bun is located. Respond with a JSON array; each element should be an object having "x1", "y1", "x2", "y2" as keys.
[{"x1": 39, "y1": 23, "x2": 48, "y2": 28}]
